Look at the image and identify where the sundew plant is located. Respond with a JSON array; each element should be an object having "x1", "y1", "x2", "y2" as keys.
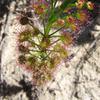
[{"x1": 16, "y1": 0, "x2": 94, "y2": 85}]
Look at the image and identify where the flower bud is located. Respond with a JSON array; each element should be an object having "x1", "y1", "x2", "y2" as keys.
[{"x1": 87, "y1": 1, "x2": 94, "y2": 10}]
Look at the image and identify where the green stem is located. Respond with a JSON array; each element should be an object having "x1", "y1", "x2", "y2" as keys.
[
  {"x1": 28, "y1": 39, "x2": 41, "y2": 49},
  {"x1": 42, "y1": 51, "x2": 52, "y2": 60},
  {"x1": 44, "y1": 0, "x2": 55, "y2": 35},
  {"x1": 54, "y1": 0, "x2": 57, "y2": 8},
  {"x1": 49, "y1": 25, "x2": 65, "y2": 37},
  {"x1": 30, "y1": 49, "x2": 41, "y2": 52},
  {"x1": 42, "y1": 17, "x2": 46, "y2": 35},
  {"x1": 50, "y1": 35, "x2": 61, "y2": 38},
  {"x1": 28, "y1": 22, "x2": 44, "y2": 36},
  {"x1": 51, "y1": 0, "x2": 54, "y2": 9},
  {"x1": 45, "y1": 24, "x2": 52, "y2": 35},
  {"x1": 50, "y1": 39, "x2": 60, "y2": 46}
]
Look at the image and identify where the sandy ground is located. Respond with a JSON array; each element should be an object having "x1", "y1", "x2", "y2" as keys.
[{"x1": 0, "y1": 0, "x2": 100, "y2": 100}]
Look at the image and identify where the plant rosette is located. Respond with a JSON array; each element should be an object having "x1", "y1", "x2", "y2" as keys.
[{"x1": 15, "y1": 0, "x2": 94, "y2": 86}]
